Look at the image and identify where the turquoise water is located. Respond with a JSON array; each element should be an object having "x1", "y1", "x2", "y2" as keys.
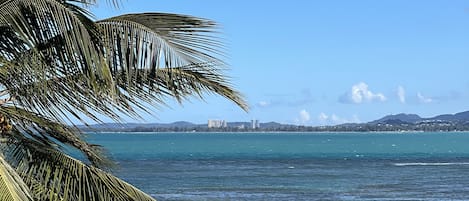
[{"x1": 86, "y1": 132, "x2": 469, "y2": 200}]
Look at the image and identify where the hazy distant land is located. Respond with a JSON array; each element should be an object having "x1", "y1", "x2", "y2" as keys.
[{"x1": 79, "y1": 111, "x2": 469, "y2": 133}]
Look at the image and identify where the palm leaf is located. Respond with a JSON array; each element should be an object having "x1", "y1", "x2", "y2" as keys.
[
  {"x1": 97, "y1": 13, "x2": 248, "y2": 110},
  {"x1": 98, "y1": 13, "x2": 225, "y2": 69},
  {"x1": 3, "y1": 137, "x2": 156, "y2": 201},
  {"x1": 0, "y1": 0, "x2": 116, "y2": 123},
  {"x1": 0, "y1": 53, "x2": 117, "y2": 124},
  {"x1": 0, "y1": 155, "x2": 33, "y2": 201},
  {"x1": 63, "y1": 0, "x2": 121, "y2": 8},
  {"x1": 0, "y1": 2, "x2": 247, "y2": 200},
  {"x1": 0, "y1": 0, "x2": 109, "y2": 76},
  {"x1": 116, "y1": 63, "x2": 248, "y2": 111},
  {"x1": 0, "y1": 106, "x2": 111, "y2": 167}
]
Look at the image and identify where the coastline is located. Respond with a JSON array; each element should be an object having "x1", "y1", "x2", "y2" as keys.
[{"x1": 84, "y1": 130, "x2": 469, "y2": 135}]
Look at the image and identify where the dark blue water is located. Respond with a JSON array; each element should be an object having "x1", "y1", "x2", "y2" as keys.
[{"x1": 86, "y1": 132, "x2": 469, "y2": 201}]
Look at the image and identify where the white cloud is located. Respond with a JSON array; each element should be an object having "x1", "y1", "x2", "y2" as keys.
[
  {"x1": 340, "y1": 82, "x2": 386, "y2": 104},
  {"x1": 257, "y1": 101, "x2": 270, "y2": 107},
  {"x1": 317, "y1": 113, "x2": 361, "y2": 125},
  {"x1": 318, "y1": 112, "x2": 328, "y2": 122},
  {"x1": 299, "y1": 109, "x2": 311, "y2": 123},
  {"x1": 397, "y1": 86, "x2": 406, "y2": 104},
  {"x1": 417, "y1": 92, "x2": 433, "y2": 103}
]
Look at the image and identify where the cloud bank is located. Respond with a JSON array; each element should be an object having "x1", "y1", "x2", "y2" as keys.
[{"x1": 340, "y1": 82, "x2": 386, "y2": 104}]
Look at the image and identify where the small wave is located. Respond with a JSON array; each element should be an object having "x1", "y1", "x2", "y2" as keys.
[{"x1": 393, "y1": 162, "x2": 469, "y2": 166}]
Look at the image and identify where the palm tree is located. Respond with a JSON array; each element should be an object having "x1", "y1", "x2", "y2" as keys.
[{"x1": 0, "y1": 0, "x2": 247, "y2": 200}]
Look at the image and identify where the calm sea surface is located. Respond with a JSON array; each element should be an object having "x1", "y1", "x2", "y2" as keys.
[{"x1": 85, "y1": 132, "x2": 469, "y2": 201}]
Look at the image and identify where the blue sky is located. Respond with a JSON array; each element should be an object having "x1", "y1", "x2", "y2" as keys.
[{"x1": 92, "y1": 0, "x2": 469, "y2": 125}]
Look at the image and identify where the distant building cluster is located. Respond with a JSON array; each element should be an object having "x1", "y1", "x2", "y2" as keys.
[
  {"x1": 251, "y1": 119, "x2": 260, "y2": 129},
  {"x1": 208, "y1": 119, "x2": 227, "y2": 128},
  {"x1": 207, "y1": 119, "x2": 261, "y2": 129}
]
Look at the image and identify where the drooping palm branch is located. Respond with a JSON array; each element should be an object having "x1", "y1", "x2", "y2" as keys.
[{"x1": 0, "y1": 0, "x2": 247, "y2": 200}]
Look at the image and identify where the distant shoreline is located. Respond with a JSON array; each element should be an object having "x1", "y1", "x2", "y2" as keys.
[
  {"x1": 84, "y1": 130, "x2": 469, "y2": 134},
  {"x1": 78, "y1": 110, "x2": 469, "y2": 133}
]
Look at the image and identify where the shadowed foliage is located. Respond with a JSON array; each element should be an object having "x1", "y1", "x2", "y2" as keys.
[{"x1": 0, "y1": 0, "x2": 247, "y2": 200}]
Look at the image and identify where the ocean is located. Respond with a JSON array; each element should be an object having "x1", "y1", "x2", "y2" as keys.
[{"x1": 85, "y1": 132, "x2": 469, "y2": 201}]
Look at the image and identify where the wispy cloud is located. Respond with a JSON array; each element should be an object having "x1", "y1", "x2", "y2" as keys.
[
  {"x1": 417, "y1": 92, "x2": 433, "y2": 103},
  {"x1": 409, "y1": 91, "x2": 462, "y2": 104},
  {"x1": 397, "y1": 86, "x2": 406, "y2": 104},
  {"x1": 257, "y1": 101, "x2": 270, "y2": 107},
  {"x1": 339, "y1": 82, "x2": 386, "y2": 104},
  {"x1": 318, "y1": 112, "x2": 328, "y2": 122},
  {"x1": 257, "y1": 89, "x2": 315, "y2": 108}
]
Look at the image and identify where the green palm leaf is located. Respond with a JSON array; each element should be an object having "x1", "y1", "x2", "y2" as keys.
[
  {"x1": 115, "y1": 63, "x2": 249, "y2": 111},
  {"x1": 0, "y1": 1, "x2": 247, "y2": 200},
  {"x1": 3, "y1": 137, "x2": 155, "y2": 201},
  {"x1": 97, "y1": 13, "x2": 248, "y2": 110},
  {"x1": 0, "y1": 155, "x2": 33, "y2": 201},
  {"x1": 0, "y1": 0, "x2": 109, "y2": 76},
  {"x1": 0, "y1": 106, "x2": 111, "y2": 167},
  {"x1": 0, "y1": 0, "x2": 117, "y2": 123},
  {"x1": 99, "y1": 13, "x2": 225, "y2": 68}
]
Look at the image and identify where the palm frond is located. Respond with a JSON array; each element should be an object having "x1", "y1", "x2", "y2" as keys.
[
  {"x1": 0, "y1": 0, "x2": 108, "y2": 74},
  {"x1": 0, "y1": 106, "x2": 111, "y2": 167},
  {"x1": 3, "y1": 137, "x2": 156, "y2": 201},
  {"x1": 0, "y1": 0, "x2": 117, "y2": 123},
  {"x1": 116, "y1": 63, "x2": 248, "y2": 111},
  {"x1": 61, "y1": 1, "x2": 103, "y2": 51},
  {"x1": 0, "y1": 155, "x2": 33, "y2": 201},
  {"x1": 98, "y1": 13, "x2": 225, "y2": 68},
  {"x1": 64, "y1": 0, "x2": 121, "y2": 8},
  {"x1": 0, "y1": 52, "x2": 153, "y2": 126},
  {"x1": 0, "y1": 2, "x2": 246, "y2": 200},
  {"x1": 0, "y1": 52, "x2": 118, "y2": 124},
  {"x1": 96, "y1": 13, "x2": 247, "y2": 111}
]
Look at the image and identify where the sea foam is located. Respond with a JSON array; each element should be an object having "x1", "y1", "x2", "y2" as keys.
[{"x1": 393, "y1": 162, "x2": 469, "y2": 166}]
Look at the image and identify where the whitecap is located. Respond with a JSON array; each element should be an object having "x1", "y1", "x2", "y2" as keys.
[{"x1": 393, "y1": 162, "x2": 469, "y2": 166}]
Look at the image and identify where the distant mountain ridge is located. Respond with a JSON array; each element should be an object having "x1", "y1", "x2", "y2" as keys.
[
  {"x1": 430, "y1": 111, "x2": 469, "y2": 122},
  {"x1": 371, "y1": 113, "x2": 422, "y2": 124},
  {"x1": 370, "y1": 111, "x2": 469, "y2": 124},
  {"x1": 78, "y1": 110, "x2": 469, "y2": 132}
]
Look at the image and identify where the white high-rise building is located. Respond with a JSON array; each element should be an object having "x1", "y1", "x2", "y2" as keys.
[
  {"x1": 251, "y1": 119, "x2": 260, "y2": 129},
  {"x1": 208, "y1": 120, "x2": 227, "y2": 128}
]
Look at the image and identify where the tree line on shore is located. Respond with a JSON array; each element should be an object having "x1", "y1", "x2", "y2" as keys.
[{"x1": 82, "y1": 121, "x2": 469, "y2": 133}]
